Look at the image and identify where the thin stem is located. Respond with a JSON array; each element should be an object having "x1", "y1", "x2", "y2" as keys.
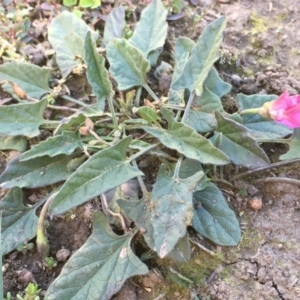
[
  {"x1": 256, "y1": 138, "x2": 289, "y2": 144},
  {"x1": 253, "y1": 177, "x2": 300, "y2": 186},
  {"x1": 47, "y1": 104, "x2": 78, "y2": 112},
  {"x1": 134, "y1": 86, "x2": 142, "y2": 107},
  {"x1": 174, "y1": 155, "x2": 183, "y2": 178},
  {"x1": 129, "y1": 143, "x2": 159, "y2": 161},
  {"x1": 107, "y1": 95, "x2": 119, "y2": 130},
  {"x1": 131, "y1": 159, "x2": 148, "y2": 195},
  {"x1": 229, "y1": 158, "x2": 300, "y2": 182},
  {"x1": 41, "y1": 120, "x2": 61, "y2": 129},
  {"x1": 189, "y1": 238, "x2": 216, "y2": 257},
  {"x1": 61, "y1": 95, "x2": 89, "y2": 107},
  {"x1": 143, "y1": 83, "x2": 160, "y2": 102},
  {"x1": 174, "y1": 110, "x2": 182, "y2": 122},
  {"x1": 89, "y1": 129, "x2": 111, "y2": 146},
  {"x1": 181, "y1": 91, "x2": 195, "y2": 123}
]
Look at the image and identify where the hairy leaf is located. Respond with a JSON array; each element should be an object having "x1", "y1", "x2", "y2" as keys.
[
  {"x1": 143, "y1": 108, "x2": 229, "y2": 165},
  {"x1": 103, "y1": 6, "x2": 126, "y2": 46},
  {"x1": 173, "y1": 17, "x2": 226, "y2": 95},
  {"x1": 192, "y1": 183, "x2": 241, "y2": 246},
  {"x1": 106, "y1": 38, "x2": 150, "y2": 90},
  {"x1": 237, "y1": 93, "x2": 291, "y2": 139},
  {"x1": 129, "y1": 0, "x2": 167, "y2": 58},
  {"x1": 0, "y1": 155, "x2": 74, "y2": 189},
  {"x1": 20, "y1": 131, "x2": 82, "y2": 161},
  {"x1": 1, "y1": 188, "x2": 49, "y2": 255},
  {"x1": 44, "y1": 212, "x2": 148, "y2": 300},
  {"x1": 174, "y1": 37, "x2": 195, "y2": 61},
  {"x1": 280, "y1": 129, "x2": 300, "y2": 160},
  {"x1": 213, "y1": 111, "x2": 269, "y2": 168},
  {"x1": 48, "y1": 11, "x2": 97, "y2": 77},
  {"x1": 0, "y1": 62, "x2": 52, "y2": 99},
  {"x1": 84, "y1": 31, "x2": 114, "y2": 110},
  {"x1": 0, "y1": 136, "x2": 27, "y2": 152},
  {"x1": 0, "y1": 100, "x2": 47, "y2": 137},
  {"x1": 49, "y1": 137, "x2": 143, "y2": 215}
]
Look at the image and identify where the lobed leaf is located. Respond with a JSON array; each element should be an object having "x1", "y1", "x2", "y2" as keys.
[
  {"x1": 44, "y1": 212, "x2": 148, "y2": 300},
  {"x1": 0, "y1": 136, "x2": 27, "y2": 152},
  {"x1": 129, "y1": 0, "x2": 168, "y2": 58},
  {"x1": 143, "y1": 108, "x2": 229, "y2": 165},
  {"x1": 0, "y1": 100, "x2": 47, "y2": 137},
  {"x1": 192, "y1": 182, "x2": 241, "y2": 246},
  {"x1": 84, "y1": 31, "x2": 114, "y2": 110},
  {"x1": 20, "y1": 131, "x2": 82, "y2": 161},
  {"x1": 49, "y1": 137, "x2": 143, "y2": 216},
  {"x1": 106, "y1": 38, "x2": 150, "y2": 90}
]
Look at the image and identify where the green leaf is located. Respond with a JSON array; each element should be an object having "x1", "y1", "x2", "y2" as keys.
[
  {"x1": 174, "y1": 37, "x2": 194, "y2": 61},
  {"x1": 1, "y1": 188, "x2": 49, "y2": 255},
  {"x1": 84, "y1": 31, "x2": 114, "y2": 110},
  {"x1": 280, "y1": 129, "x2": 300, "y2": 160},
  {"x1": 129, "y1": 0, "x2": 168, "y2": 58},
  {"x1": 79, "y1": 0, "x2": 100, "y2": 8},
  {"x1": 48, "y1": 11, "x2": 98, "y2": 78},
  {"x1": 103, "y1": 6, "x2": 126, "y2": 46},
  {"x1": 204, "y1": 67, "x2": 231, "y2": 98},
  {"x1": 237, "y1": 93, "x2": 292, "y2": 139},
  {"x1": 143, "y1": 108, "x2": 229, "y2": 165},
  {"x1": 185, "y1": 86, "x2": 223, "y2": 133},
  {"x1": 150, "y1": 164, "x2": 203, "y2": 258},
  {"x1": 173, "y1": 17, "x2": 226, "y2": 95},
  {"x1": 20, "y1": 131, "x2": 82, "y2": 161},
  {"x1": 0, "y1": 100, "x2": 47, "y2": 137},
  {"x1": 63, "y1": 0, "x2": 77, "y2": 7},
  {"x1": 0, "y1": 154, "x2": 75, "y2": 189},
  {"x1": 44, "y1": 212, "x2": 148, "y2": 300},
  {"x1": 192, "y1": 182, "x2": 241, "y2": 246},
  {"x1": 0, "y1": 61, "x2": 52, "y2": 99},
  {"x1": 133, "y1": 106, "x2": 161, "y2": 124},
  {"x1": 0, "y1": 136, "x2": 27, "y2": 152},
  {"x1": 106, "y1": 38, "x2": 150, "y2": 90},
  {"x1": 49, "y1": 137, "x2": 143, "y2": 215},
  {"x1": 213, "y1": 111, "x2": 269, "y2": 168},
  {"x1": 167, "y1": 232, "x2": 190, "y2": 262}
]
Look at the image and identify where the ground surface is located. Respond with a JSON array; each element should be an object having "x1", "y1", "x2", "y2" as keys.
[{"x1": 1, "y1": 0, "x2": 300, "y2": 299}]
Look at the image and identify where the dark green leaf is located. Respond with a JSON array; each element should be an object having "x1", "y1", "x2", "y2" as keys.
[
  {"x1": 0, "y1": 62, "x2": 52, "y2": 99},
  {"x1": 84, "y1": 32, "x2": 114, "y2": 110},
  {"x1": 44, "y1": 212, "x2": 148, "y2": 300},
  {"x1": 173, "y1": 17, "x2": 226, "y2": 95},
  {"x1": 1, "y1": 188, "x2": 49, "y2": 255},
  {"x1": 103, "y1": 6, "x2": 126, "y2": 46},
  {"x1": 280, "y1": 129, "x2": 300, "y2": 160},
  {"x1": 0, "y1": 136, "x2": 27, "y2": 152},
  {"x1": 143, "y1": 108, "x2": 229, "y2": 165},
  {"x1": 0, "y1": 100, "x2": 47, "y2": 137},
  {"x1": 129, "y1": 0, "x2": 168, "y2": 58},
  {"x1": 192, "y1": 182, "x2": 241, "y2": 246},
  {"x1": 20, "y1": 131, "x2": 82, "y2": 161},
  {"x1": 49, "y1": 137, "x2": 143, "y2": 215},
  {"x1": 213, "y1": 111, "x2": 269, "y2": 168},
  {"x1": 0, "y1": 155, "x2": 74, "y2": 189},
  {"x1": 106, "y1": 38, "x2": 150, "y2": 90},
  {"x1": 237, "y1": 93, "x2": 291, "y2": 139}
]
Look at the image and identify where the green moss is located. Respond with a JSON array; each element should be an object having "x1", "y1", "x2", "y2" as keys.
[{"x1": 250, "y1": 12, "x2": 267, "y2": 35}]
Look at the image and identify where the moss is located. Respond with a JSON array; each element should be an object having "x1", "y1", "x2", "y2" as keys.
[{"x1": 249, "y1": 12, "x2": 267, "y2": 35}]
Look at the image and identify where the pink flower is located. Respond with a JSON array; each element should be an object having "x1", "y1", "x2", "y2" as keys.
[{"x1": 258, "y1": 91, "x2": 300, "y2": 128}]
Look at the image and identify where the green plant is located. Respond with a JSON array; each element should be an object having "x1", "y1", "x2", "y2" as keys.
[
  {"x1": 63, "y1": 0, "x2": 101, "y2": 9},
  {"x1": 16, "y1": 283, "x2": 41, "y2": 300},
  {"x1": 16, "y1": 242, "x2": 34, "y2": 255},
  {"x1": 0, "y1": 0, "x2": 296, "y2": 299}
]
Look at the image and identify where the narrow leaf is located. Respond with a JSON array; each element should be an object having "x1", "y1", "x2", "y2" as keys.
[
  {"x1": 143, "y1": 108, "x2": 229, "y2": 165},
  {"x1": 151, "y1": 165, "x2": 203, "y2": 258},
  {"x1": 1, "y1": 188, "x2": 49, "y2": 255},
  {"x1": 192, "y1": 183, "x2": 241, "y2": 246},
  {"x1": 103, "y1": 6, "x2": 126, "y2": 46},
  {"x1": 173, "y1": 17, "x2": 226, "y2": 95},
  {"x1": 49, "y1": 137, "x2": 143, "y2": 215},
  {"x1": 84, "y1": 31, "x2": 114, "y2": 110},
  {"x1": 48, "y1": 11, "x2": 98, "y2": 77},
  {"x1": 0, "y1": 154, "x2": 75, "y2": 188},
  {"x1": 0, "y1": 136, "x2": 27, "y2": 152},
  {"x1": 45, "y1": 212, "x2": 148, "y2": 300},
  {"x1": 129, "y1": 0, "x2": 168, "y2": 57},
  {"x1": 106, "y1": 38, "x2": 150, "y2": 90},
  {"x1": 280, "y1": 129, "x2": 300, "y2": 160},
  {"x1": 213, "y1": 111, "x2": 269, "y2": 168},
  {"x1": 20, "y1": 131, "x2": 82, "y2": 161},
  {"x1": 0, "y1": 100, "x2": 47, "y2": 137},
  {"x1": 0, "y1": 62, "x2": 52, "y2": 99}
]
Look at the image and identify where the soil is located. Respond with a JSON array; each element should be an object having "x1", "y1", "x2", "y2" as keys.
[{"x1": 1, "y1": 0, "x2": 300, "y2": 299}]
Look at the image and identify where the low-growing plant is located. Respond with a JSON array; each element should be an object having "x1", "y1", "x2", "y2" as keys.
[{"x1": 0, "y1": 0, "x2": 298, "y2": 299}]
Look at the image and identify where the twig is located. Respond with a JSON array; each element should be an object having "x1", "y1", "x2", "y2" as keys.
[
  {"x1": 153, "y1": 293, "x2": 166, "y2": 300},
  {"x1": 253, "y1": 177, "x2": 300, "y2": 186},
  {"x1": 189, "y1": 238, "x2": 216, "y2": 257}
]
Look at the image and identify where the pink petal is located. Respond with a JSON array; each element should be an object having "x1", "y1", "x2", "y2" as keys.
[
  {"x1": 276, "y1": 103, "x2": 300, "y2": 128},
  {"x1": 271, "y1": 91, "x2": 294, "y2": 110}
]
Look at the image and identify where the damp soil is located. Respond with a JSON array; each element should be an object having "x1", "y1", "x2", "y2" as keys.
[{"x1": 1, "y1": 0, "x2": 300, "y2": 299}]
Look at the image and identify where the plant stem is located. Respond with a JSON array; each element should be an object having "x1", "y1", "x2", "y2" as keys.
[
  {"x1": 143, "y1": 83, "x2": 160, "y2": 102},
  {"x1": 254, "y1": 177, "x2": 300, "y2": 186},
  {"x1": 129, "y1": 143, "x2": 159, "y2": 161},
  {"x1": 61, "y1": 95, "x2": 89, "y2": 107},
  {"x1": 256, "y1": 138, "x2": 289, "y2": 144},
  {"x1": 134, "y1": 86, "x2": 142, "y2": 107},
  {"x1": 41, "y1": 120, "x2": 61, "y2": 129},
  {"x1": 47, "y1": 104, "x2": 78, "y2": 112},
  {"x1": 131, "y1": 159, "x2": 148, "y2": 195},
  {"x1": 89, "y1": 129, "x2": 111, "y2": 146},
  {"x1": 181, "y1": 91, "x2": 195, "y2": 123},
  {"x1": 174, "y1": 155, "x2": 183, "y2": 178},
  {"x1": 107, "y1": 95, "x2": 119, "y2": 130}
]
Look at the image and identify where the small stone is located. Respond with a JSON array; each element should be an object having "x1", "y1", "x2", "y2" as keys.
[
  {"x1": 16, "y1": 269, "x2": 36, "y2": 284},
  {"x1": 56, "y1": 248, "x2": 71, "y2": 262}
]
